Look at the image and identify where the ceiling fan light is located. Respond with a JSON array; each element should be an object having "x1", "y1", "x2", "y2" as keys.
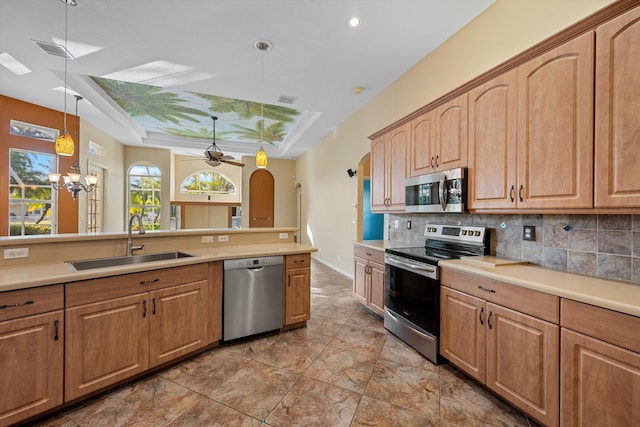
[
  {"x1": 55, "y1": 132, "x2": 75, "y2": 156},
  {"x1": 256, "y1": 146, "x2": 268, "y2": 169}
]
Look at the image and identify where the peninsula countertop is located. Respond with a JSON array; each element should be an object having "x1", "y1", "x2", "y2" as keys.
[{"x1": 0, "y1": 243, "x2": 317, "y2": 293}]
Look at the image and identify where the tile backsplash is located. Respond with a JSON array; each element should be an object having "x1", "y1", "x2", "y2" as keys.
[{"x1": 387, "y1": 213, "x2": 640, "y2": 284}]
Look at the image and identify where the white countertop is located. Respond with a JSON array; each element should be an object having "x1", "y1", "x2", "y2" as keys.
[
  {"x1": 0, "y1": 243, "x2": 316, "y2": 293},
  {"x1": 441, "y1": 256, "x2": 640, "y2": 317}
]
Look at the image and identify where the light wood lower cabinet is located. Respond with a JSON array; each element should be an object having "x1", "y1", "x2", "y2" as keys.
[
  {"x1": 560, "y1": 299, "x2": 640, "y2": 426},
  {"x1": 0, "y1": 310, "x2": 64, "y2": 427},
  {"x1": 353, "y1": 245, "x2": 385, "y2": 317},
  {"x1": 284, "y1": 254, "x2": 311, "y2": 326},
  {"x1": 65, "y1": 263, "x2": 217, "y2": 401},
  {"x1": 441, "y1": 270, "x2": 559, "y2": 427}
]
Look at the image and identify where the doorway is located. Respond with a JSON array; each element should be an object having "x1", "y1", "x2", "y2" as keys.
[{"x1": 249, "y1": 169, "x2": 274, "y2": 227}]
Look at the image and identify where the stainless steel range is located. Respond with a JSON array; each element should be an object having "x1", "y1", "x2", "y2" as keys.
[{"x1": 384, "y1": 224, "x2": 489, "y2": 364}]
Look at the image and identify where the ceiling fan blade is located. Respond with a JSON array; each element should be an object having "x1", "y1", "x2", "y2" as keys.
[{"x1": 220, "y1": 159, "x2": 245, "y2": 167}]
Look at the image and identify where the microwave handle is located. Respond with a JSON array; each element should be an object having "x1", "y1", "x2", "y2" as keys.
[{"x1": 439, "y1": 172, "x2": 448, "y2": 211}]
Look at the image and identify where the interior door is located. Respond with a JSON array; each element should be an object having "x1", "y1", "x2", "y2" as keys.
[{"x1": 249, "y1": 169, "x2": 274, "y2": 227}]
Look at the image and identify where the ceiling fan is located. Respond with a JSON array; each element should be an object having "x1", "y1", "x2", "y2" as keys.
[{"x1": 202, "y1": 116, "x2": 245, "y2": 168}]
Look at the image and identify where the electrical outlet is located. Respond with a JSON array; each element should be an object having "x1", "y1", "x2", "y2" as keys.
[
  {"x1": 217, "y1": 235, "x2": 229, "y2": 242},
  {"x1": 522, "y1": 225, "x2": 535, "y2": 241},
  {"x1": 406, "y1": 220, "x2": 412, "y2": 230},
  {"x1": 4, "y1": 248, "x2": 29, "y2": 259},
  {"x1": 394, "y1": 220, "x2": 399, "y2": 228},
  {"x1": 279, "y1": 233, "x2": 288, "y2": 239},
  {"x1": 201, "y1": 236, "x2": 214, "y2": 244}
]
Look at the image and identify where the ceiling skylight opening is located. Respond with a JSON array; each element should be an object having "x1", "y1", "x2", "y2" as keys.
[
  {"x1": 102, "y1": 60, "x2": 195, "y2": 86},
  {"x1": 51, "y1": 38, "x2": 104, "y2": 59},
  {"x1": 0, "y1": 52, "x2": 32, "y2": 75},
  {"x1": 346, "y1": 16, "x2": 361, "y2": 28}
]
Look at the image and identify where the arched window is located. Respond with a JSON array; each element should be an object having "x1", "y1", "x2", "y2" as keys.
[
  {"x1": 128, "y1": 162, "x2": 161, "y2": 230},
  {"x1": 180, "y1": 170, "x2": 235, "y2": 195}
]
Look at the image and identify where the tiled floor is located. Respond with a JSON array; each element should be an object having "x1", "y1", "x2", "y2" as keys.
[{"x1": 29, "y1": 260, "x2": 537, "y2": 427}]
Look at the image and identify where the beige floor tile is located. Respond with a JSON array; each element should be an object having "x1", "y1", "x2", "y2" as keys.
[
  {"x1": 365, "y1": 358, "x2": 440, "y2": 418},
  {"x1": 169, "y1": 397, "x2": 263, "y2": 426},
  {"x1": 266, "y1": 376, "x2": 360, "y2": 427},
  {"x1": 304, "y1": 345, "x2": 377, "y2": 393},
  {"x1": 351, "y1": 395, "x2": 439, "y2": 427},
  {"x1": 207, "y1": 359, "x2": 299, "y2": 420}
]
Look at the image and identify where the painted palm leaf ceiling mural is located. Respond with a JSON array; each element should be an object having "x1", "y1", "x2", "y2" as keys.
[{"x1": 91, "y1": 77, "x2": 302, "y2": 147}]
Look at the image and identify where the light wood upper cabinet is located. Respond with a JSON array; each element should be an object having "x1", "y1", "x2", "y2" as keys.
[
  {"x1": 435, "y1": 93, "x2": 468, "y2": 171},
  {"x1": 468, "y1": 69, "x2": 518, "y2": 210},
  {"x1": 410, "y1": 110, "x2": 436, "y2": 176},
  {"x1": 370, "y1": 124, "x2": 409, "y2": 212},
  {"x1": 517, "y1": 32, "x2": 594, "y2": 209},
  {"x1": 411, "y1": 94, "x2": 468, "y2": 177},
  {"x1": 595, "y1": 7, "x2": 640, "y2": 208}
]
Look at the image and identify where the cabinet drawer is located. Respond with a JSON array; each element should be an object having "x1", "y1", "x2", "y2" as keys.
[
  {"x1": 441, "y1": 268, "x2": 559, "y2": 323},
  {"x1": 353, "y1": 245, "x2": 384, "y2": 264},
  {"x1": 561, "y1": 298, "x2": 640, "y2": 354},
  {"x1": 0, "y1": 285, "x2": 64, "y2": 322},
  {"x1": 66, "y1": 263, "x2": 209, "y2": 307},
  {"x1": 285, "y1": 253, "x2": 311, "y2": 269}
]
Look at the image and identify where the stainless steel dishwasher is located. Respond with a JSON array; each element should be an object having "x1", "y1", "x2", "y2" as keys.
[{"x1": 223, "y1": 256, "x2": 283, "y2": 341}]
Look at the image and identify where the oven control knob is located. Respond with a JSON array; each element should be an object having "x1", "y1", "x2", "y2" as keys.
[
  {"x1": 474, "y1": 231, "x2": 481, "y2": 237},
  {"x1": 461, "y1": 230, "x2": 467, "y2": 235}
]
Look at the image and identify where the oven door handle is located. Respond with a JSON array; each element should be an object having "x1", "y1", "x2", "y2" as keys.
[{"x1": 385, "y1": 255, "x2": 437, "y2": 275}]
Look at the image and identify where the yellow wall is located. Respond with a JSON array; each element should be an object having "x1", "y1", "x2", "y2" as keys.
[
  {"x1": 296, "y1": 0, "x2": 616, "y2": 275},
  {"x1": 172, "y1": 154, "x2": 243, "y2": 204},
  {"x1": 78, "y1": 119, "x2": 126, "y2": 233}
]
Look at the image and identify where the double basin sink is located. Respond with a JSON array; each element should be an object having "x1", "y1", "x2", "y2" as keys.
[{"x1": 67, "y1": 251, "x2": 194, "y2": 271}]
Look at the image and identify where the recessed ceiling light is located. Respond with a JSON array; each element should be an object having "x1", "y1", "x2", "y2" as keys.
[
  {"x1": 346, "y1": 17, "x2": 361, "y2": 28},
  {"x1": 353, "y1": 86, "x2": 364, "y2": 94}
]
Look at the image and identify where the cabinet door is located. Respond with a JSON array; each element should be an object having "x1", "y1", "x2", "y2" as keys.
[
  {"x1": 149, "y1": 281, "x2": 209, "y2": 368},
  {"x1": 285, "y1": 267, "x2": 310, "y2": 325},
  {"x1": 65, "y1": 294, "x2": 149, "y2": 401},
  {"x1": 435, "y1": 93, "x2": 468, "y2": 171},
  {"x1": 561, "y1": 328, "x2": 640, "y2": 427},
  {"x1": 0, "y1": 311, "x2": 63, "y2": 426},
  {"x1": 595, "y1": 7, "x2": 640, "y2": 207},
  {"x1": 468, "y1": 70, "x2": 518, "y2": 210},
  {"x1": 410, "y1": 111, "x2": 436, "y2": 176},
  {"x1": 368, "y1": 261, "x2": 385, "y2": 317},
  {"x1": 487, "y1": 303, "x2": 559, "y2": 427},
  {"x1": 517, "y1": 32, "x2": 594, "y2": 209},
  {"x1": 353, "y1": 256, "x2": 368, "y2": 305},
  {"x1": 440, "y1": 286, "x2": 486, "y2": 383},
  {"x1": 387, "y1": 124, "x2": 410, "y2": 210},
  {"x1": 370, "y1": 135, "x2": 388, "y2": 211}
]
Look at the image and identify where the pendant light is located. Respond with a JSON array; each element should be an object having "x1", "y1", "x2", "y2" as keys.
[
  {"x1": 55, "y1": 0, "x2": 74, "y2": 156},
  {"x1": 255, "y1": 41, "x2": 269, "y2": 169},
  {"x1": 48, "y1": 94, "x2": 98, "y2": 200}
]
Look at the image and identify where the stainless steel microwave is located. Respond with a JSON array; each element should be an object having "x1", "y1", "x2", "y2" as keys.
[{"x1": 405, "y1": 167, "x2": 467, "y2": 213}]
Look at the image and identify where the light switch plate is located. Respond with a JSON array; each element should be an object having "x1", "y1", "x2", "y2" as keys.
[
  {"x1": 201, "y1": 236, "x2": 214, "y2": 243},
  {"x1": 217, "y1": 235, "x2": 229, "y2": 242},
  {"x1": 279, "y1": 233, "x2": 288, "y2": 239},
  {"x1": 4, "y1": 248, "x2": 29, "y2": 259}
]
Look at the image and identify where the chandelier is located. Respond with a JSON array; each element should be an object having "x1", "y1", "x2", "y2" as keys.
[{"x1": 48, "y1": 94, "x2": 98, "y2": 199}]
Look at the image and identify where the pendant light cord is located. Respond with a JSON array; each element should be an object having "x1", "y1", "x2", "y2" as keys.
[
  {"x1": 260, "y1": 49, "x2": 264, "y2": 143},
  {"x1": 63, "y1": 2, "x2": 69, "y2": 132}
]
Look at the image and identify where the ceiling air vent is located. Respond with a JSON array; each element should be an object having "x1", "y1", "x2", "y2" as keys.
[
  {"x1": 278, "y1": 94, "x2": 297, "y2": 104},
  {"x1": 31, "y1": 40, "x2": 75, "y2": 59}
]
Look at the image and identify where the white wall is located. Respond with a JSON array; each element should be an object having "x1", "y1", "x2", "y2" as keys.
[{"x1": 295, "y1": 0, "x2": 616, "y2": 275}]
